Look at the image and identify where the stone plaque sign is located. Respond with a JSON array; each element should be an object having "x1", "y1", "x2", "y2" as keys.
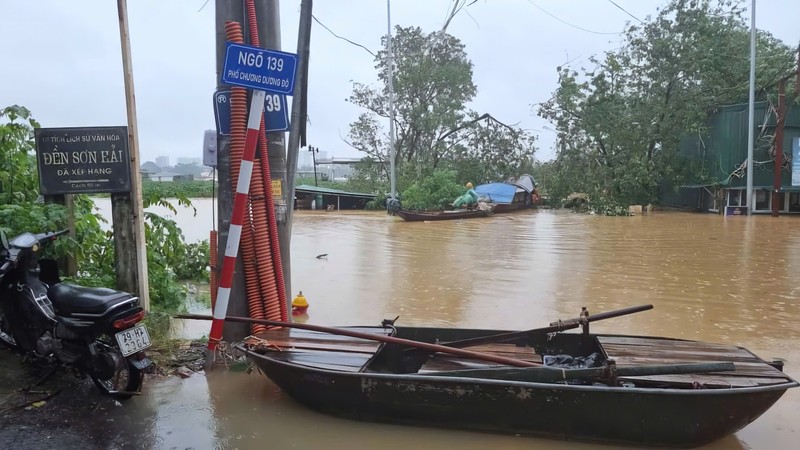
[{"x1": 34, "y1": 126, "x2": 131, "y2": 195}]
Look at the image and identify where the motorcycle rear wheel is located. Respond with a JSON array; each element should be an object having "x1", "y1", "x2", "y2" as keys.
[{"x1": 90, "y1": 346, "x2": 143, "y2": 400}]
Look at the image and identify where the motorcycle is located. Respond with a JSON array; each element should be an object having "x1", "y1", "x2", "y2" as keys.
[{"x1": 0, "y1": 229, "x2": 151, "y2": 399}]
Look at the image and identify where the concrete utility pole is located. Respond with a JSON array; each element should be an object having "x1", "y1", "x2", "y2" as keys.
[
  {"x1": 215, "y1": 0, "x2": 249, "y2": 341},
  {"x1": 746, "y1": 0, "x2": 756, "y2": 215},
  {"x1": 286, "y1": 0, "x2": 313, "y2": 232},
  {"x1": 255, "y1": 0, "x2": 297, "y2": 313},
  {"x1": 386, "y1": 0, "x2": 397, "y2": 201},
  {"x1": 115, "y1": 0, "x2": 150, "y2": 310}
]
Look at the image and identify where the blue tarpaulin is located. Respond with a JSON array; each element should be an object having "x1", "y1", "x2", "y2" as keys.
[{"x1": 474, "y1": 183, "x2": 517, "y2": 204}]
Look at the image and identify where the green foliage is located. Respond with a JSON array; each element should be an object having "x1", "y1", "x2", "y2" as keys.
[
  {"x1": 538, "y1": 0, "x2": 795, "y2": 210},
  {"x1": 347, "y1": 26, "x2": 535, "y2": 192},
  {"x1": 399, "y1": 169, "x2": 464, "y2": 210},
  {"x1": 1, "y1": 105, "x2": 207, "y2": 313},
  {"x1": 142, "y1": 180, "x2": 215, "y2": 199}
]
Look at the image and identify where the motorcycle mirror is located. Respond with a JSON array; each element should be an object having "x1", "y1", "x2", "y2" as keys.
[{"x1": 0, "y1": 230, "x2": 8, "y2": 250}]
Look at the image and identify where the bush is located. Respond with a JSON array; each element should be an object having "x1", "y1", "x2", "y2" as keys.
[
  {"x1": 400, "y1": 169, "x2": 465, "y2": 210},
  {"x1": 1, "y1": 105, "x2": 207, "y2": 313}
]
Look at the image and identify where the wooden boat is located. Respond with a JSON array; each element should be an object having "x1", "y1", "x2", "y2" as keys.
[
  {"x1": 474, "y1": 174, "x2": 538, "y2": 213},
  {"x1": 199, "y1": 306, "x2": 797, "y2": 448},
  {"x1": 395, "y1": 207, "x2": 492, "y2": 222}
]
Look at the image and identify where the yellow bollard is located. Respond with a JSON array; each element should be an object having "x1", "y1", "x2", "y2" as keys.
[{"x1": 292, "y1": 291, "x2": 309, "y2": 315}]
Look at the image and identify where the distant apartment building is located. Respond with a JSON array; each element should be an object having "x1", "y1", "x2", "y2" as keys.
[{"x1": 155, "y1": 155, "x2": 169, "y2": 168}]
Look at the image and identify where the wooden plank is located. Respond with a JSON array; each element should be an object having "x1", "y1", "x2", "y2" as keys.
[
  {"x1": 419, "y1": 357, "x2": 506, "y2": 374},
  {"x1": 258, "y1": 326, "x2": 392, "y2": 342},
  {"x1": 265, "y1": 349, "x2": 373, "y2": 372},
  {"x1": 610, "y1": 356, "x2": 785, "y2": 378},
  {"x1": 618, "y1": 373, "x2": 788, "y2": 388},
  {"x1": 598, "y1": 336, "x2": 749, "y2": 353},
  {"x1": 261, "y1": 339, "x2": 380, "y2": 354},
  {"x1": 601, "y1": 343, "x2": 754, "y2": 360},
  {"x1": 419, "y1": 344, "x2": 542, "y2": 374}
]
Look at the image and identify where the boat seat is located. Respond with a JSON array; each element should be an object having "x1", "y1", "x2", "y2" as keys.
[{"x1": 419, "y1": 343, "x2": 542, "y2": 373}]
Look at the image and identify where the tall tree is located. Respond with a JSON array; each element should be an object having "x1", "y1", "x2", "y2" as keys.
[
  {"x1": 347, "y1": 26, "x2": 535, "y2": 189},
  {"x1": 539, "y1": 0, "x2": 795, "y2": 206}
]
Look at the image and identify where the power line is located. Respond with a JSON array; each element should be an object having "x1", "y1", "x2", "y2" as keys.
[
  {"x1": 527, "y1": 1, "x2": 620, "y2": 35},
  {"x1": 606, "y1": 0, "x2": 643, "y2": 23},
  {"x1": 312, "y1": 15, "x2": 376, "y2": 57}
]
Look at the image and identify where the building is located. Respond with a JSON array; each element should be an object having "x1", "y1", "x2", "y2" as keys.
[
  {"x1": 674, "y1": 101, "x2": 800, "y2": 214},
  {"x1": 294, "y1": 184, "x2": 377, "y2": 210},
  {"x1": 155, "y1": 155, "x2": 169, "y2": 168},
  {"x1": 176, "y1": 157, "x2": 202, "y2": 165}
]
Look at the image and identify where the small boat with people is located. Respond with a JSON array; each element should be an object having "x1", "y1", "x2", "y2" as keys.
[
  {"x1": 395, "y1": 205, "x2": 494, "y2": 222},
  {"x1": 185, "y1": 305, "x2": 799, "y2": 448}
]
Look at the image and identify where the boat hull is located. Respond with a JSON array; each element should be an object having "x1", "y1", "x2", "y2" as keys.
[
  {"x1": 245, "y1": 349, "x2": 792, "y2": 448},
  {"x1": 395, "y1": 209, "x2": 491, "y2": 221}
]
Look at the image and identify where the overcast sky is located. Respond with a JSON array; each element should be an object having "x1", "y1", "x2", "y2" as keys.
[{"x1": 2, "y1": 0, "x2": 798, "y2": 165}]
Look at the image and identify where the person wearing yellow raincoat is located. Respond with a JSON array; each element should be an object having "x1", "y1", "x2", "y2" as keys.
[{"x1": 453, "y1": 182, "x2": 478, "y2": 208}]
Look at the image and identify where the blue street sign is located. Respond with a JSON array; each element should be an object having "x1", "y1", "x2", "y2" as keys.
[
  {"x1": 213, "y1": 91, "x2": 231, "y2": 135},
  {"x1": 222, "y1": 43, "x2": 298, "y2": 95},
  {"x1": 213, "y1": 90, "x2": 290, "y2": 136}
]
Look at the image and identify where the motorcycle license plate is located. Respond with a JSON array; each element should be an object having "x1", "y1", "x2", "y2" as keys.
[{"x1": 115, "y1": 324, "x2": 152, "y2": 357}]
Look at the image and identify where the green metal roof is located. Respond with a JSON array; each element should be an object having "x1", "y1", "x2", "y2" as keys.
[
  {"x1": 294, "y1": 184, "x2": 377, "y2": 199},
  {"x1": 680, "y1": 102, "x2": 800, "y2": 190}
]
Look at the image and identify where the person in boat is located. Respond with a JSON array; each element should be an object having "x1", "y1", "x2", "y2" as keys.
[
  {"x1": 453, "y1": 182, "x2": 478, "y2": 209},
  {"x1": 386, "y1": 195, "x2": 401, "y2": 215}
]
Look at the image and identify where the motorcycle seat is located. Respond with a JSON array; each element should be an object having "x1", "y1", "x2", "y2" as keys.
[{"x1": 49, "y1": 283, "x2": 135, "y2": 316}]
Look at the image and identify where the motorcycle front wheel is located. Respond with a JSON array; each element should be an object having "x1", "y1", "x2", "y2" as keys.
[
  {"x1": 90, "y1": 344, "x2": 143, "y2": 400},
  {"x1": 0, "y1": 307, "x2": 20, "y2": 351}
]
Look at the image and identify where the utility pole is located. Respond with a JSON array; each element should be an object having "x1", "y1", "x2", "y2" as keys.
[
  {"x1": 746, "y1": 0, "x2": 756, "y2": 215},
  {"x1": 308, "y1": 146, "x2": 319, "y2": 186},
  {"x1": 215, "y1": 0, "x2": 249, "y2": 341},
  {"x1": 286, "y1": 0, "x2": 313, "y2": 233},
  {"x1": 386, "y1": 0, "x2": 397, "y2": 201},
  {"x1": 254, "y1": 0, "x2": 295, "y2": 306},
  {"x1": 115, "y1": 0, "x2": 150, "y2": 310}
]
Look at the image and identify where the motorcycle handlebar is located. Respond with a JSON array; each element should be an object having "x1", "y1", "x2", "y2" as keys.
[{"x1": 36, "y1": 229, "x2": 69, "y2": 246}]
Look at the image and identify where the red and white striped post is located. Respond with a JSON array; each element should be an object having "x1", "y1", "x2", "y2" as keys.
[{"x1": 205, "y1": 89, "x2": 266, "y2": 368}]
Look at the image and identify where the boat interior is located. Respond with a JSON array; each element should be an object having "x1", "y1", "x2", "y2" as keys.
[{"x1": 245, "y1": 325, "x2": 796, "y2": 390}]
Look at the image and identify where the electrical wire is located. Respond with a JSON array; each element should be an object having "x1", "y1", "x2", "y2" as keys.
[
  {"x1": 312, "y1": 14, "x2": 376, "y2": 57},
  {"x1": 607, "y1": 0, "x2": 642, "y2": 23},
  {"x1": 527, "y1": 0, "x2": 621, "y2": 35}
]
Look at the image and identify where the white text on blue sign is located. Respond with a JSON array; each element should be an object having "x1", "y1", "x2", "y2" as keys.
[{"x1": 222, "y1": 43, "x2": 298, "y2": 95}]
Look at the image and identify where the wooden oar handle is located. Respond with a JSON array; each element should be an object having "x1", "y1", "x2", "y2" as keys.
[
  {"x1": 549, "y1": 304, "x2": 654, "y2": 327},
  {"x1": 173, "y1": 313, "x2": 539, "y2": 368},
  {"x1": 435, "y1": 304, "x2": 655, "y2": 350}
]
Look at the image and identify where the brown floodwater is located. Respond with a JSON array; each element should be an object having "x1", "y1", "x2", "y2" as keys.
[{"x1": 95, "y1": 201, "x2": 799, "y2": 449}]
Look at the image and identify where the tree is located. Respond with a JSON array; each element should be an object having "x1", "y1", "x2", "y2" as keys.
[
  {"x1": 346, "y1": 26, "x2": 535, "y2": 199},
  {"x1": 538, "y1": 0, "x2": 795, "y2": 208},
  {"x1": 141, "y1": 161, "x2": 161, "y2": 173},
  {"x1": 1, "y1": 105, "x2": 207, "y2": 311}
]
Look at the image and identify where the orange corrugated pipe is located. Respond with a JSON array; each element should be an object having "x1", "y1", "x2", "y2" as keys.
[
  {"x1": 245, "y1": 0, "x2": 289, "y2": 321},
  {"x1": 225, "y1": 20, "x2": 267, "y2": 334},
  {"x1": 209, "y1": 230, "x2": 218, "y2": 311},
  {"x1": 247, "y1": 158, "x2": 282, "y2": 322}
]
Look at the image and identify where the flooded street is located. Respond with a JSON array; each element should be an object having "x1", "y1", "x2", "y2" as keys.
[{"x1": 7, "y1": 200, "x2": 798, "y2": 449}]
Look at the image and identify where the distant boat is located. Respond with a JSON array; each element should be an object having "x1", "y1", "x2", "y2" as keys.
[
  {"x1": 474, "y1": 174, "x2": 539, "y2": 213},
  {"x1": 395, "y1": 207, "x2": 493, "y2": 222}
]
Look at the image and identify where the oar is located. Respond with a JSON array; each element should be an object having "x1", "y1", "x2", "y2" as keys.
[
  {"x1": 419, "y1": 361, "x2": 736, "y2": 383},
  {"x1": 173, "y1": 314, "x2": 540, "y2": 368},
  {"x1": 425, "y1": 304, "x2": 654, "y2": 350}
]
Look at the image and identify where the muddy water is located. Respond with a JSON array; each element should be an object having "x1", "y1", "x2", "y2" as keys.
[{"x1": 89, "y1": 199, "x2": 799, "y2": 449}]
